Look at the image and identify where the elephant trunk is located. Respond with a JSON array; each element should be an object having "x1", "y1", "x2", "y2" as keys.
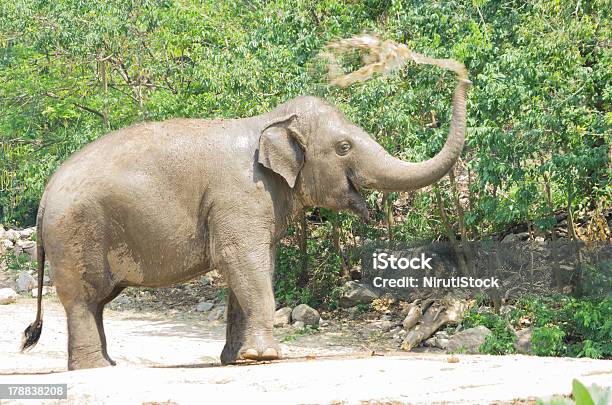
[{"x1": 361, "y1": 78, "x2": 471, "y2": 192}]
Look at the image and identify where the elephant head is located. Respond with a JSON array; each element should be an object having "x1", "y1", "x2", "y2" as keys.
[{"x1": 258, "y1": 78, "x2": 471, "y2": 218}]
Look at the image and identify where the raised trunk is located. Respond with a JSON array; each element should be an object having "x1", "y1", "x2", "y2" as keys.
[{"x1": 362, "y1": 78, "x2": 470, "y2": 191}]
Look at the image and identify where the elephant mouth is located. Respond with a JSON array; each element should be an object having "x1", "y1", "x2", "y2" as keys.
[{"x1": 347, "y1": 175, "x2": 369, "y2": 220}]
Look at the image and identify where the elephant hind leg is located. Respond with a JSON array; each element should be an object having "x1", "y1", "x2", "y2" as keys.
[
  {"x1": 64, "y1": 302, "x2": 113, "y2": 370},
  {"x1": 59, "y1": 286, "x2": 124, "y2": 370},
  {"x1": 96, "y1": 286, "x2": 125, "y2": 366}
]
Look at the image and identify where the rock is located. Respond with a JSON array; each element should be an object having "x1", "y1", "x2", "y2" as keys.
[
  {"x1": 43, "y1": 275, "x2": 52, "y2": 286},
  {"x1": 446, "y1": 326, "x2": 492, "y2": 353},
  {"x1": 274, "y1": 307, "x2": 292, "y2": 327},
  {"x1": 0, "y1": 239, "x2": 13, "y2": 254},
  {"x1": 500, "y1": 305, "x2": 516, "y2": 318},
  {"x1": 31, "y1": 286, "x2": 49, "y2": 298},
  {"x1": 114, "y1": 295, "x2": 132, "y2": 306},
  {"x1": 0, "y1": 288, "x2": 18, "y2": 304},
  {"x1": 349, "y1": 266, "x2": 362, "y2": 280},
  {"x1": 19, "y1": 227, "x2": 36, "y2": 239},
  {"x1": 207, "y1": 305, "x2": 226, "y2": 321},
  {"x1": 0, "y1": 226, "x2": 5, "y2": 240},
  {"x1": 16, "y1": 271, "x2": 37, "y2": 292},
  {"x1": 425, "y1": 331, "x2": 451, "y2": 349},
  {"x1": 201, "y1": 275, "x2": 214, "y2": 286},
  {"x1": 393, "y1": 329, "x2": 407, "y2": 341},
  {"x1": 15, "y1": 240, "x2": 36, "y2": 261},
  {"x1": 502, "y1": 232, "x2": 529, "y2": 243},
  {"x1": 5, "y1": 229, "x2": 20, "y2": 242},
  {"x1": 424, "y1": 337, "x2": 437, "y2": 347},
  {"x1": 339, "y1": 281, "x2": 379, "y2": 308},
  {"x1": 292, "y1": 321, "x2": 305, "y2": 329},
  {"x1": 373, "y1": 319, "x2": 394, "y2": 332},
  {"x1": 514, "y1": 327, "x2": 532, "y2": 354},
  {"x1": 291, "y1": 304, "x2": 320, "y2": 326},
  {"x1": 196, "y1": 300, "x2": 214, "y2": 312},
  {"x1": 319, "y1": 319, "x2": 330, "y2": 328}
]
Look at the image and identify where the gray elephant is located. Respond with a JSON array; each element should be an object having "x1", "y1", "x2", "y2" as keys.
[{"x1": 22, "y1": 76, "x2": 470, "y2": 370}]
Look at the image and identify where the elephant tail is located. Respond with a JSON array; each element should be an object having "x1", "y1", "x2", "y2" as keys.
[{"x1": 21, "y1": 204, "x2": 46, "y2": 352}]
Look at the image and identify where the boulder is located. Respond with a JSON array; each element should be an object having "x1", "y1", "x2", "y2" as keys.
[
  {"x1": 16, "y1": 271, "x2": 37, "y2": 292},
  {"x1": 19, "y1": 227, "x2": 36, "y2": 239},
  {"x1": 500, "y1": 305, "x2": 516, "y2": 318},
  {"x1": 31, "y1": 286, "x2": 49, "y2": 298},
  {"x1": 0, "y1": 288, "x2": 18, "y2": 304},
  {"x1": 292, "y1": 321, "x2": 305, "y2": 329},
  {"x1": 15, "y1": 240, "x2": 36, "y2": 261},
  {"x1": 514, "y1": 327, "x2": 532, "y2": 354},
  {"x1": 207, "y1": 305, "x2": 226, "y2": 321},
  {"x1": 0, "y1": 239, "x2": 13, "y2": 255},
  {"x1": 5, "y1": 229, "x2": 20, "y2": 242},
  {"x1": 446, "y1": 326, "x2": 492, "y2": 353},
  {"x1": 291, "y1": 304, "x2": 320, "y2": 326},
  {"x1": 338, "y1": 281, "x2": 379, "y2": 308},
  {"x1": 424, "y1": 331, "x2": 451, "y2": 349},
  {"x1": 274, "y1": 307, "x2": 292, "y2": 327},
  {"x1": 196, "y1": 301, "x2": 214, "y2": 312},
  {"x1": 113, "y1": 295, "x2": 132, "y2": 306},
  {"x1": 374, "y1": 319, "x2": 394, "y2": 332}
]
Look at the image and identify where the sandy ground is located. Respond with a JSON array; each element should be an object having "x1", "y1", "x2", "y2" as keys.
[{"x1": 1, "y1": 299, "x2": 610, "y2": 404}]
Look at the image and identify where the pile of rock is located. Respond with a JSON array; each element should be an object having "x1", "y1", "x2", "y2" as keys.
[
  {"x1": 274, "y1": 304, "x2": 321, "y2": 329},
  {"x1": 0, "y1": 225, "x2": 37, "y2": 260},
  {"x1": 0, "y1": 225, "x2": 56, "y2": 304}
]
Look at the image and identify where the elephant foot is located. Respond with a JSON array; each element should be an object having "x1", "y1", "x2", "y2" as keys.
[
  {"x1": 220, "y1": 334, "x2": 281, "y2": 365},
  {"x1": 68, "y1": 352, "x2": 115, "y2": 371}
]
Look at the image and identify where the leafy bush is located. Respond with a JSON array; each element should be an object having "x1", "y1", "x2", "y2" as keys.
[
  {"x1": 532, "y1": 326, "x2": 566, "y2": 356},
  {"x1": 462, "y1": 305, "x2": 516, "y2": 355},
  {"x1": 512, "y1": 295, "x2": 611, "y2": 359},
  {"x1": 461, "y1": 295, "x2": 611, "y2": 358}
]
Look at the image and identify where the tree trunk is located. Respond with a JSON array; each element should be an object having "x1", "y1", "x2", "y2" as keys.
[
  {"x1": 297, "y1": 209, "x2": 309, "y2": 288},
  {"x1": 383, "y1": 192, "x2": 395, "y2": 241},
  {"x1": 98, "y1": 55, "x2": 110, "y2": 130},
  {"x1": 331, "y1": 215, "x2": 349, "y2": 278}
]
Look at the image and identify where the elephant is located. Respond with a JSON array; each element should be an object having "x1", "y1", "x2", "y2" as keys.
[{"x1": 21, "y1": 76, "x2": 470, "y2": 370}]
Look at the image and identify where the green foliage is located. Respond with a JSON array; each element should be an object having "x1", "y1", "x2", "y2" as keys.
[
  {"x1": 536, "y1": 379, "x2": 610, "y2": 405},
  {"x1": 461, "y1": 295, "x2": 611, "y2": 357},
  {"x1": 1, "y1": 0, "x2": 609, "y2": 242},
  {"x1": 462, "y1": 306, "x2": 516, "y2": 355},
  {"x1": 1, "y1": 251, "x2": 36, "y2": 273},
  {"x1": 512, "y1": 295, "x2": 612, "y2": 358},
  {"x1": 274, "y1": 220, "x2": 345, "y2": 309},
  {"x1": 532, "y1": 325, "x2": 566, "y2": 356}
]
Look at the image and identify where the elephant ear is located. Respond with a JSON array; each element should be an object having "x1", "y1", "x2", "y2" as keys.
[{"x1": 258, "y1": 114, "x2": 305, "y2": 188}]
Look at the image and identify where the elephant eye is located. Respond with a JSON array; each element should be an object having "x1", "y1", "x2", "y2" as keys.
[{"x1": 336, "y1": 141, "x2": 352, "y2": 156}]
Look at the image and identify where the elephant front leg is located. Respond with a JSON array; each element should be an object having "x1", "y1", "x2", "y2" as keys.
[{"x1": 216, "y1": 240, "x2": 279, "y2": 364}]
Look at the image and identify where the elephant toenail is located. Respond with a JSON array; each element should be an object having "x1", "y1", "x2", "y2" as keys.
[
  {"x1": 241, "y1": 348, "x2": 259, "y2": 360},
  {"x1": 260, "y1": 348, "x2": 279, "y2": 360}
]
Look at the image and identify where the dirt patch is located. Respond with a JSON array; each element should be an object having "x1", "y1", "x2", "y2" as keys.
[{"x1": 1, "y1": 299, "x2": 610, "y2": 404}]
